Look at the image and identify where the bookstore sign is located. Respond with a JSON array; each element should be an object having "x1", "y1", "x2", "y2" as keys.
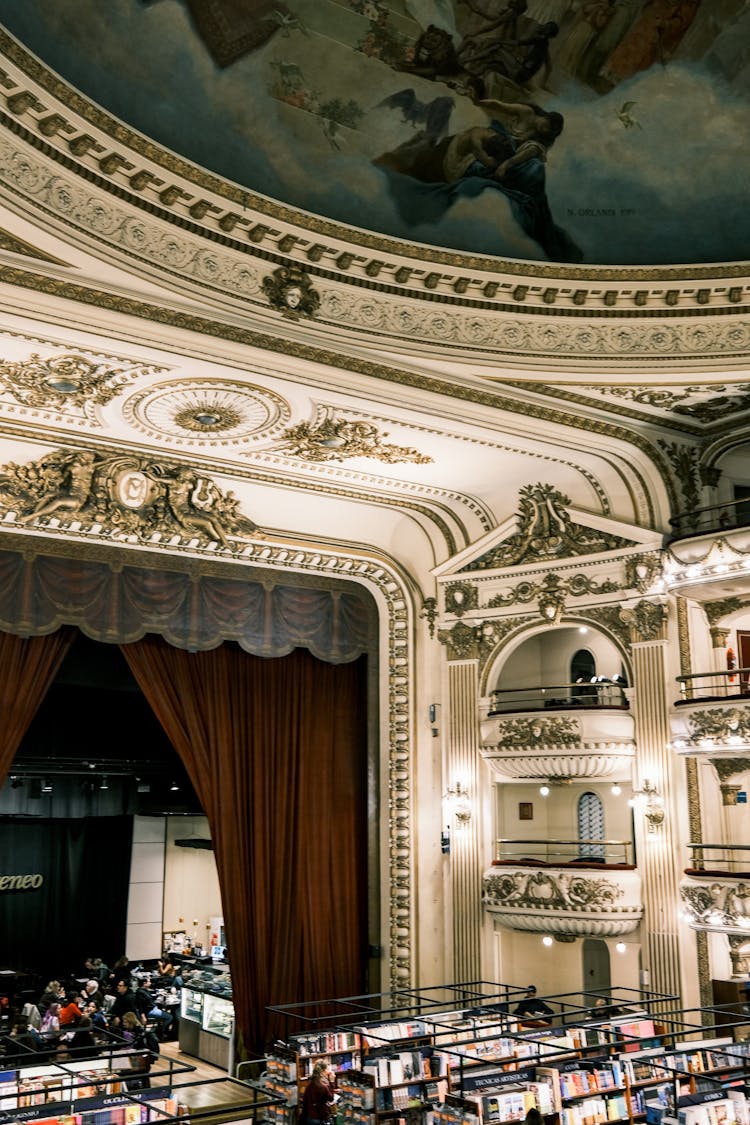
[{"x1": 0, "y1": 872, "x2": 43, "y2": 892}]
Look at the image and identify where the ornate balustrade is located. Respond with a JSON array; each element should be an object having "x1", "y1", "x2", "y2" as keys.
[
  {"x1": 483, "y1": 841, "x2": 643, "y2": 938},
  {"x1": 680, "y1": 845, "x2": 750, "y2": 974},
  {"x1": 480, "y1": 698, "x2": 635, "y2": 779},
  {"x1": 670, "y1": 679, "x2": 750, "y2": 793}
]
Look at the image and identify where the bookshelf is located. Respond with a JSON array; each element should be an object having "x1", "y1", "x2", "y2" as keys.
[{"x1": 262, "y1": 991, "x2": 750, "y2": 1125}]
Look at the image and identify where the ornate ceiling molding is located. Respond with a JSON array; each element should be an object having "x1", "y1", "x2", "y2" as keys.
[
  {"x1": 1, "y1": 28, "x2": 749, "y2": 305},
  {"x1": 0, "y1": 66, "x2": 747, "y2": 369}
]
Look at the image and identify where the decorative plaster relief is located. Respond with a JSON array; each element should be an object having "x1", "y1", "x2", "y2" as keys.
[{"x1": 483, "y1": 867, "x2": 643, "y2": 936}]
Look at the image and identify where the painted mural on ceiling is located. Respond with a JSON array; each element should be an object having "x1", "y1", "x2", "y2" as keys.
[{"x1": 1, "y1": 0, "x2": 748, "y2": 268}]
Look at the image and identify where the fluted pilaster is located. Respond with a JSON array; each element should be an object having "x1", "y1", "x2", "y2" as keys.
[{"x1": 447, "y1": 660, "x2": 483, "y2": 981}]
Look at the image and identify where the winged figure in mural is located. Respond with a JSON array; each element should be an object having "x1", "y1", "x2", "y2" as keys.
[
  {"x1": 616, "y1": 100, "x2": 641, "y2": 129},
  {"x1": 375, "y1": 89, "x2": 456, "y2": 141}
]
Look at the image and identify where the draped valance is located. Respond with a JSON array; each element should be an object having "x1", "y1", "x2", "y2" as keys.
[{"x1": 0, "y1": 545, "x2": 375, "y2": 662}]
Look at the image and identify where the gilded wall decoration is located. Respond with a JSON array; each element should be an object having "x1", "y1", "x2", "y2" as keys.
[
  {"x1": 578, "y1": 605, "x2": 632, "y2": 655},
  {"x1": 681, "y1": 880, "x2": 750, "y2": 933},
  {"x1": 462, "y1": 483, "x2": 633, "y2": 572},
  {"x1": 712, "y1": 757, "x2": 750, "y2": 782},
  {"x1": 483, "y1": 870, "x2": 623, "y2": 912},
  {"x1": 491, "y1": 715, "x2": 581, "y2": 750},
  {"x1": 444, "y1": 582, "x2": 478, "y2": 617},
  {"x1": 687, "y1": 710, "x2": 750, "y2": 745},
  {"x1": 280, "y1": 413, "x2": 432, "y2": 464},
  {"x1": 0, "y1": 351, "x2": 160, "y2": 414},
  {"x1": 658, "y1": 441, "x2": 701, "y2": 514},
  {"x1": 438, "y1": 620, "x2": 480, "y2": 662},
  {"x1": 261, "y1": 266, "x2": 320, "y2": 320},
  {"x1": 487, "y1": 571, "x2": 619, "y2": 622},
  {"x1": 621, "y1": 599, "x2": 667, "y2": 643},
  {"x1": 625, "y1": 553, "x2": 664, "y2": 594},
  {"x1": 604, "y1": 384, "x2": 750, "y2": 424},
  {"x1": 0, "y1": 449, "x2": 257, "y2": 549},
  {"x1": 704, "y1": 597, "x2": 747, "y2": 626}
]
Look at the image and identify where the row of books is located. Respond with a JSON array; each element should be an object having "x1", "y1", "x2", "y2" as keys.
[
  {"x1": 362, "y1": 1052, "x2": 445, "y2": 1085},
  {"x1": 678, "y1": 1095, "x2": 742, "y2": 1125},
  {"x1": 557, "y1": 1062, "x2": 625, "y2": 1097},
  {"x1": 0, "y1": 1071, "x2": 125, "y2": 1110},
  {"x1": 292, "y1": 1031, "x2": 362, "y2": 1056},
  {"x1": 559, "y1": 1094, "x2": 629, "y2": 1125},
  {"x1": 0, "y1": 1098, "x2": 183, "y2": 1125}
]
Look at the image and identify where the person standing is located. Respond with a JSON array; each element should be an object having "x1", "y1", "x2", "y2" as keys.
[{"x1": 301, "y1": 1061, "x2": 337, "y2": 1125}]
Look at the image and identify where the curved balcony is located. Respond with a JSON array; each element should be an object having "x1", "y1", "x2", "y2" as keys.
[
  {"x1": 483, "y1": 839, "x2": 643, "y2": 938},
  {"x1": 671, "y1": 670, "x2": 750, "y2": 763},
  {"x1": 666, "y1": 520, "x2": 750, "y2": 600},
  {"x1": 679, "y1": 845, "x2": 750, "y2": 974},
  {"x1": 669, "y1": 497, "x2": 750, "y2": 540},
  {"x1": 480, "y1": 682, "x2": 635, "y2": 779}
]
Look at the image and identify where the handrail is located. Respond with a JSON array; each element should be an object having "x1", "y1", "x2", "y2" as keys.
[
  {"x1": 676, "y1": 666, "x2": 750, "y2": 702},
  {"x1": 686, "y1": 842, "x2": 750, "y2": 873},
  {"x1": 489, "y1": 680, "x2": 628, "y2": 714},
  {"x1": 670, "y1": 495, "x2": 750, "y2": 538},
  {"x1": 494, "y1": 837, "x2": 633, "y2": 865}
]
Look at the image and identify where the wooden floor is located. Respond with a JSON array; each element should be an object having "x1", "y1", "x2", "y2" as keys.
[{"x1": 155, "y1": 1039, "x2": 272, "y2": 1124}]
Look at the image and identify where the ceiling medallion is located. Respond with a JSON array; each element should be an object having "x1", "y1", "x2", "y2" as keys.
[
  {"x1": 123, "y1": 380, "x2": 291, "y2": 445},
  {"x1": 173, "y1": 404, "x2": 243, "y2": 433},
  {"x1": 0, "y1": 351, "x2": 161, "y2": 413},
  {"x1": 280, "y1": 411, "x2": 433, "y2": 464},
  {"x1": 0, "y1": 448, "x2": 257, "y2": 550}
]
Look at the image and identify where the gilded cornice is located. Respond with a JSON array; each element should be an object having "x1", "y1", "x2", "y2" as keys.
[
  {"x1": 0, "y1": 36, "x2": 748, "y2": 318},
  {"x1": 0, "y1": 265, "x2": 676, "y2": 520}
]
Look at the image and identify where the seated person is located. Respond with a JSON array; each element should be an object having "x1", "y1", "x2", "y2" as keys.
[
  {"x1": 513, "y1": 985, "x2": 554, "y2": 1023},
  {"x1": 59, "y1": 993, "x2": 83, "y2": 1027}
]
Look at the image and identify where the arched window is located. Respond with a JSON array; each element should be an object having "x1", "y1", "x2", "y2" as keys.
[
  {"x1": 578, "y1": 791, "x2": 605, "y2": 860},
  {"x1": 571, "y1": 648, "x2": 596, "y2": 682},
  {"x1": 571, "y1": 649, "x2": 596, "y2": 702}
]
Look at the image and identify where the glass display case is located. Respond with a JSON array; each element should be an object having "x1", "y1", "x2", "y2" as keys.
[
  {"x1": 203, "y1": 992, "x2": 234, "y2": 1038},
  {"x1": 178, "y1": 971, "x2": 234, "y2": 1070},
  {"x1": 180, "y1": 985, "x2": 204, "y2": 1023}
]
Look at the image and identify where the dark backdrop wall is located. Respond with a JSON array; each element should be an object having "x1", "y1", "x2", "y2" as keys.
[{"x1": 0, "y1": 816, "x2": 133, "y2": 976}]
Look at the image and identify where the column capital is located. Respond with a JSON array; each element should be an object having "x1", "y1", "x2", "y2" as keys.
[{"x1": 620, "y1": 598, "x2": 668, "y2": 643}]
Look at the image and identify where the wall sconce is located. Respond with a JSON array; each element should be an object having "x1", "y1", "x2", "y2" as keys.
[
  {"x1": 444, "y1": 781, "x2": 472, "y2": 825},
  {"x1": 628, "y1": 778, "x2": 665, "y2": 832}
]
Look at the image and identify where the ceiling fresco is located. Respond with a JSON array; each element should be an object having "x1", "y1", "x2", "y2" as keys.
[{"x1": 0, "y1": 0, "x2": 749, "y2": 269}]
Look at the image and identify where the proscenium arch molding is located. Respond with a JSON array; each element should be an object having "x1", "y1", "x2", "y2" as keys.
[{"x1": 0, "y1": 531, "x2": 417, "y2": 991}]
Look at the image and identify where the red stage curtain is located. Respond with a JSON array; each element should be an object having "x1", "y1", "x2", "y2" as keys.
[
  {"x1": 0, "y1": 628, "x2": 76, "y2": 782},
  {"x1": 120, "y1": 635, "x2": 368, "y2": 1054}
]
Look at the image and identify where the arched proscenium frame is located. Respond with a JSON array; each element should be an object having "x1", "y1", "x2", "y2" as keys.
[{"x1": 0, "y1": 529, "x2": 417, "y2": 991}]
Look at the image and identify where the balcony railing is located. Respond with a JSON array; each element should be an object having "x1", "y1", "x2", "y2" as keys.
[
  {"x1": 670, "y1": 497, "x2": 750, "y2": 538},
  {"x1": 493, "y1": 838, "x2": 634, "y2": 867},
  {"x1": 489, "y1": 680, "x2": 628, "y2": 715},
  {"x1": 676, "y1": 668, "x2": 750, "y2": 702},
  {"x1": 680, "y1": 845, "x2": 750, "y2": 955},
  {"x1": 684, "y1": 843, "x2": 750, "y2": 876},
  {"x1": 484, "y1": 839, "x2": 643, "y2": 936}
]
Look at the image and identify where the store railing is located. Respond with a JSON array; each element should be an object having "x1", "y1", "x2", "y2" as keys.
[
  {"x1": 493, "y1": 838, "x2": 634, "y2": 866},
  {"x1": 489, "y1": 680, "x2": 628, "y2": 715}
]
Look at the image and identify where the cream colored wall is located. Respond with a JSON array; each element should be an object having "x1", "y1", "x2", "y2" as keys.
[
  {"x1": 163, "y1": 816, "x2": 223, "y2": 949},
  {"x1": 493, "y1": 627, "x2": 627, "y2": 694}
]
